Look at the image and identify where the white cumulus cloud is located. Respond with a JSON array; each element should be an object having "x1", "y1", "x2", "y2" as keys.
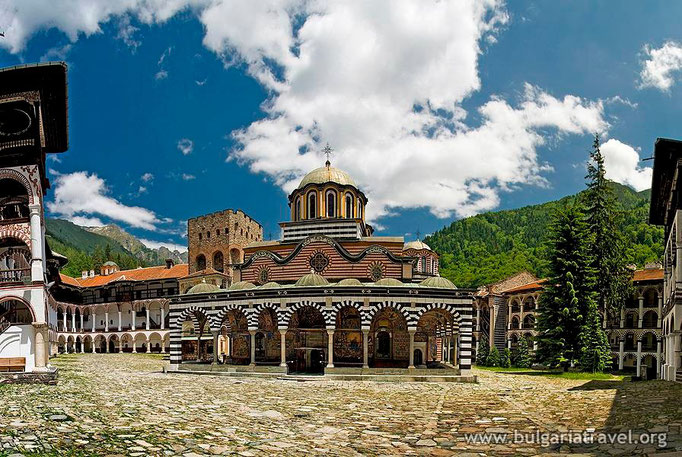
[
  {"x1": 639, "y1": 41, "x2": 682, "y2": 91},
  {"x1": 177, "y1": 138, "x2": 193, "y2": 155},
  {"x1": 139, "y1": 238, "x2": 187, "y2": 253},
  {"x1": 600, "y1": 139, "x2": 652, "y2": 192},
  {"x1": 4, "y1": 0, "x2": 614, "y2": 222},
  {"x1": 47, "y1": 171, "x2": 161, "y2": 230}
]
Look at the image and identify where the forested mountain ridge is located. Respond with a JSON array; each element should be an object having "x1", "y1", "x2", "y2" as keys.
[
  {"x1": 45, "y1": 219, "x2": 187, "y2": 278},
  {"x1": 424, "y1": 182, "x2": 663, "y2": 289}
]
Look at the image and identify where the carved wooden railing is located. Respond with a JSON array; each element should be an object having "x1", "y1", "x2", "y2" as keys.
[{"x1": 0, "y1": 268, "x2": 30, "y2": 284}]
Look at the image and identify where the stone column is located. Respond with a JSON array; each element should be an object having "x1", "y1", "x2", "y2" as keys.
[
  {"x1": 131, "y1": 310, "x2": 136, "y2": 331},
  {"x1": 104, "y1": 338, "x2": 109, "y2": 353},
  {"x1": 279, "y1": 329, "x2": 287, "y2": 367},
  {"x1": 117, "y1": 338, "x2": 122, "y2": 353},
  {"x1": 507, "y1": 339, "x2": 511, "y2": 350},
  {"x1": 71, "y1": 312, "x2": 76, "y2": 332},
  {"x1": 79, "y1": 313, "x2": 84, "y2": 332},
  {"x1": 104, "y1": 312, "x2": 109, "y2": 332},
  {"x1": 488, "y1": 304, "x2": 495, "y2": 347},
  {"x1": 63, "y1": 313, "x2": 68, "y2": 333},
  {"x1": 618, "y1": 339, "x2": 624, "y2": 370},
  {"x1": 33, "y1": 323, "x2": 48, "y2": 372},
  {"x1": 620, "y1": 308, "x2": 625, "y2": 329},
  {"x1": 91, "y1": 341, "x2": 96, "y2": 353},
  {"x1": 657, "y1": 338, "x2": 662, "y2": 377},
  {"x1": 80, "y1": 340, "x2": 85, "y2": 353},
  {"x1": 160, "y1": 308, "x2": 165, "y2": 330},
  {"x1": 408, "y1": 329, "x2": 416, "y2": 369},
  {"x1": 132, "y1": 339, "x2": 137, "y2": 353},
  {"x1": 638, "y1": 297, "x2": 644, "y2": 328},
  {"x1": 362, "y1": 329, "x2": 370, "y2": 369},
  {"x1": 29, "y1": 204, "x2": 44, "y2": 283},
  {"x1": 636, "y1": 340, "x2": 642, "y2": 376},
  {"x1": 475, "y1": 306, "x2": 481, "y2": 332},
  {"x1": 657, "y1": 296, "x2": 663, "y2": 328},
  {"x1": 326, "y1": 329, "x2": 334, "y2": 368},
  {"x1": 146, "y1": 309, "x2": 150, "y2": 330},
  {"x1": 507, "y1": 303, "x2": 512, "y2": 330},
  {"x1": 520, "y1": 300, "x2": 525, "y2": 324},
  {"x1": 118, "y1": 310, "x2": 122, "y2": 331},
  {"x1": 92, "y1": 312, "x2": 96, "y2": 332},
  {"x1": 249, "y1": 330, "x2": 257, "y2": 366},
  {"x1": 146, "y1": 338, "x2": 151, "y2": 354}
]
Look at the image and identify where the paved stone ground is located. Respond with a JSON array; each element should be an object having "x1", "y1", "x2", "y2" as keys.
[{"x1": 1, "y1": 354, "x2": 681, "y2": 456}]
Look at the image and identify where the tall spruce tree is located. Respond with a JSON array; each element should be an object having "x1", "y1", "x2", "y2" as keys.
[
  {"x1": 578, "y1": 301, "x2": 612, "y2": 372},
  {"x1": 536, "y1": 204, "x2": 596, "y2": 368},
  {"x1": 583, "y1": 134, "x2": 633, "y2": 319}
]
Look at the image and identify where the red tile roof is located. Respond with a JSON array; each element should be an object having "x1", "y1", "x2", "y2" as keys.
[
  {"x1": 504, "y1": 279, "x2": 547, "y2": 294},
  {"x1": 633, "y1": 268, "x2": 664, "y2": 282},
  {"x1": 59, "y1": 264, "x2": 189, "y2": 288}
]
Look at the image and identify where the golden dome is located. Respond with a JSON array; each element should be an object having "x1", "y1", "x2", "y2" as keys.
[
  {"x1": 297, "y1": 163, "x2": 357, "y2": 190},
  {"x1": 404, "y1": 240, "x2": 432, "y2": 251}
]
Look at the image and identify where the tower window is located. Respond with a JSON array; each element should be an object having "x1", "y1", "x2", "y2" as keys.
[
  {"x1": 295, "y1": 197, "x2": 302, "y2": 221},
  {"x1": 307, "y1": 191, "x2": 317, "y2": 218},
  {"x1": 345, "y1": 194, "x2": 353, "y2": 218},
  {"x1": 326, "y1": 190, "x2": 337, "y2": 218}
]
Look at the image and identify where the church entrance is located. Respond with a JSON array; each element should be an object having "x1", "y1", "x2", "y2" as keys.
[
  {"x1": 288, "y1": 305, "x2": 327, "y2": 374},
  {"x1": 413, "y1": 348, "x2": 423, "y2": 366}
]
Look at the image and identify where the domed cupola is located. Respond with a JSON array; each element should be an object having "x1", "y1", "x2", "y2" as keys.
[{"x1": 282, "y1": 145, "x2": 373, "y2": 241}]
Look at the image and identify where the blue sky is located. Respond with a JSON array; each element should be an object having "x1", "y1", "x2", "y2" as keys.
[{"x1": 0, "y1": 1, "x2": 679, "y2": 252}]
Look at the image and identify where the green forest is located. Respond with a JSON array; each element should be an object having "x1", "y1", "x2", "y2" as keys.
[{"x1": 425, "y1": 182, "x2": 663, "y2": 289}]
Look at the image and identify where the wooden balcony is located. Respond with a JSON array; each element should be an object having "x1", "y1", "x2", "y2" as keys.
[{"x1": 0, "y1": 268, "x2": 31, "y2": 285}]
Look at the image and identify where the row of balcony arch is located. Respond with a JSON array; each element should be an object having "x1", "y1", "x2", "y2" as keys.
[{"x1": 195, "y1": 248, "x2": 242, "y2": 273}]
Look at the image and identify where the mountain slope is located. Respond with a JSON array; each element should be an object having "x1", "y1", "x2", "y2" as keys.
[
  {"x1": 424, "y1": 182, "x2": 663, "y2": 289},
  {"x1": 45, "y1": 219, "x2": 188, "y2": 278},
  {"x1": 86, "y1": 224, "x2": 187, "y2": 265}
]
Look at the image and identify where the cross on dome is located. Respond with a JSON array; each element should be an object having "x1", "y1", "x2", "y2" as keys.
[{"x1": 323, "y1": 143, "x2": 333, "y2": 167}]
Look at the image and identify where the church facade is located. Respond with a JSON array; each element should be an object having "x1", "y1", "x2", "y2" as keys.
[{"x1": 169, "y1": 161, "x2": 475, "y2": 377}]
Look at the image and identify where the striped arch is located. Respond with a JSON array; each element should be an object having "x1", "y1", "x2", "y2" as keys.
[
  {"x1": 281, "y1": 300, "x2": 330, "y2": 327},
  {"x1": 175, "y1": 306, "x2": 212, "y2": 332},
  {"x1": 249, "y1": 302, "x2": 280, "y2": 329},
  {"x1": 332, "y1": 300, "x2": 365, "y2": 326},
  {"x1": 0, "y1": 228, "x2": 31, "y2": 248},
  {"x1": 0, "y1": 168, "x2": 36, "y2": 204},
  {"x1": 213, "y1": 303, "x2": 251, "y2": 330},
  {"x1": 415, "y1": 302, "x2": 464, "y2": 325},
  {"x1": 364, "y1": 300, "x2": 410, "y2": 327}
]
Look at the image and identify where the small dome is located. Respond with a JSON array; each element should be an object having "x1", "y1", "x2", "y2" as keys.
[
  {"x1": 228, "y1": 281, "x2": 256, "y2": 291},
  {"x1": 374, "y1": 278, "x2": 404, "y2": 286},
  {"x1": 403, "y1": 240, "x2": 431, "y2": 251},
  {"x1": 298, "y1": 163, "x2": 357, "y2": 190},
  {"x1": 419, "y1": 276, "x2": 457, "y2": 289},
  {"x1": 295, "y1": 272, "x2": 329, "y2": 287},
  {"x1": 259, "y1": 281, "x2": 281, "y2": 289},
  {"x1": 103, "y1": 260, "x2": 119, "y2": 266},
  {"x1": 337, "y1": 278, "x2": 362, "y2": 286},
  {"x1": 187, "y1": 280, "x2": 221, "y2": 294}
]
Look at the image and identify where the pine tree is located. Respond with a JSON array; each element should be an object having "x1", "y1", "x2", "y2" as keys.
[
  {"x1": 486, "y1": 346, "x2": 501, "y2": 367},
  {"x1": 476, "y1": 336, "x2": 490, "y2": 366},
  {"x1": 500, "y1": 348, "x2": 511, "y2": 368},
  {"x1": 578, "y1": 302, "x2": 612, "y2": 372},
  {"x1": 536, "y1": 204, "x2": 596, "y2": 368},
  {"x1": 583, "y1": 134, "x2": 633, "y2": 319},
  {"x1": 512, "y1": 336, "x2": 532, "y2": 368}
]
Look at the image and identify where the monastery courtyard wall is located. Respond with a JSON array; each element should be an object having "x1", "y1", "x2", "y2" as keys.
[{"x1": 0, "y1": 353, "x2": 680, "y2": 456}]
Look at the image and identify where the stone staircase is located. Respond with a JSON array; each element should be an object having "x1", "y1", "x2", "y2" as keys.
[{"x1": 675, "y1": 369, "x2": 682, "y2": 383}]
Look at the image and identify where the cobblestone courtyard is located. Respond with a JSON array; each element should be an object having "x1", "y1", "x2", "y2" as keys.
[{"x1": 1, "y1": 355, "x2": 682, "y2": 456}]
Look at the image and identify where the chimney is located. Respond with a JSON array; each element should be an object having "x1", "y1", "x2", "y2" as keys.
[
  {"x1": 81, "y1": 271, "x2": 88, "y2": 279},
  {"x1": 89, "y1": 270, "x2": 95, "y2": 278},
  {"x1": 165, "y1": 259, "x2": 174, "y2": 269}
]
